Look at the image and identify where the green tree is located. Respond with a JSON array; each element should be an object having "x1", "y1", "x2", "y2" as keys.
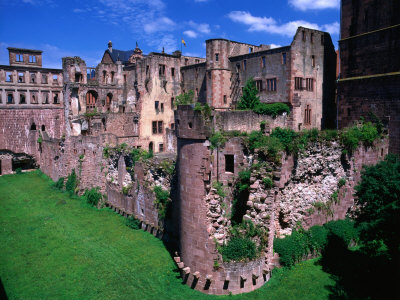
[
  {"x1": 174, "y1": 90, "x2": 194, "y2": 107},
  {"x1": 354, "y1": 154, "x2": 400, "y2": 260},
  {"x1": 237, "y1": 78, "x2": 260, "y2": 110}
]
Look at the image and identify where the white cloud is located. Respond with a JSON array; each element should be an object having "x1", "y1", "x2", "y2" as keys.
[
  {"x1": 183, "y1": 30, "x2": 198, "y2": 38},
  {"x1": 144, "y1": 17, "x2": 175, "y2": 34},
  {"x1": 269, "y1": 44, "x2": 281, "y2": 49},
  {"x1": 322, "y1": 22, "x2": 340, "y2": 35},
  {"x1": 288, "y1": 0, "x2": 340, "y2": 11},
  {"x1": 228, "y1": 11, "x2": 339, "y2": 37}
]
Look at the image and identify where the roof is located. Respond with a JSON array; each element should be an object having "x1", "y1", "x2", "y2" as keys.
[
  {"x1": 105, "y1": 49, "x2": 134, "y2": 63},
  {"x1": 7, "y1": 47, "x2": 43, "y2": 54}
]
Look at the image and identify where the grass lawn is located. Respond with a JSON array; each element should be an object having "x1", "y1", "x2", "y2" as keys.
[{"x1": 0, "y1": 171, "x2": 335, "y2": 299}]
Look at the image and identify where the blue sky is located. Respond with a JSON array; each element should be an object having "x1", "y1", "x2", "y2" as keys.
[{"x1": 0, "y1": 0, "x2": 340, "y2": 69}]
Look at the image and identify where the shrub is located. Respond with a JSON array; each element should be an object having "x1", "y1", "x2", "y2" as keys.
[
  {"x1": 340, "y1": 122, "x2": 379, "y2": 153},
  {"x1": 209, "y1": 132, "x2": 227, "y2": 150},
  {"x1": 174, "y1": 90, "x2": 194, "y2": 107},
  {"x1": 212, "y1": 181, "x2": 226, "y2": 198},
  {"x1": 220, "y1": 237, "x2": 257, "y2": 262},
  {"x1": 270, "y1": 127, "x2": 297, "y2": 153},
  {"x1": 253, "y1": 102, "x2": 290, "y2": 117},
  {"x1": 54, "y1": 177, "x2": 64, "y2": 190},
  {"x1": 154, "y1": 186, "x2": 170, "y2": 220},
  {"x1": 262, "y1": 177, "x2": 273, "y2": 189},
  {"x1": 125, "y1": 216, "x2": 141, "y2": 230},
  {"x1": 15, "y1": 168, "x2": 22, "y2": 174},
  {"x1": 237, "y1": 78, "x2": 260, "y2": 110},
  {"x1": 83, "y1": 187, "x2": 102, "y2": 207},
  {"x1": 65, "y1": 169, "x2": 77, "y2": 196},
  {"x1": 338, "y1": 177, "x2": 346, "y2": 188},
  {"x1": 324, "y1": 219, "x2": 358, "y2": 245},
  {"x1": 274, "y1": 230, "x2": 309, "y2": 267},
  {"x1": 308, "y1": 225, "x2": 329, "y2": 251}
]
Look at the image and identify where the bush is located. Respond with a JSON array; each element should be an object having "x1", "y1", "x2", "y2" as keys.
[
  {"x1": 83, "y1": 187, "x2": 102, "y2": 207},
  {"x1": 274, "y1": 230, "x2": 310, "y2": 267},
  {"x1": 54, "y1": 177, "x2": 64, "y2": 190},
  {"x1": 340, "y1": 122, "x2": 379, "y2": 153},
  {"x1": 212, "y1": 181, "x2": 226, "y2": 198},
  {"x1": 174, "y1": 90, "x2": 194, "y2": 107},
  {"x1": 65, "y1": 169, "x2": 77, "y2": 196},
  {"x1": 338, "y1": 177, "x2": 346, "y2": 188},
  {"x1": 220, "y1": 237, "x2": 257, "y2": 262},
  {"x1": 253, "y1": 102, "x2": 290, "y2": 117},
  {"x1": 270, "y1": 127, "x2": 298, "y2": 153},
  {"x1": 237, "y1": 78, "x2": 260, "y2": 110},
  {"x1": 125, "y1": 216, "x2": 141, "y2": 230},
  {"x1": 309, "y1": 225, "x2": 329, "y2": 251},
  {"x1": 15, "y1": 168, "x2": 22, "y2": 174},
  {"x1": 262, "y1": 177, "x2": 273, "y2": 188},
  {"x1": 209, "y1": 132, "x2": 227, "y2": 150},
  {"x1": 324, "y1": 220, "x2": 358, "y2": 246},
  {"x1": 154, "y1": 186, "x2": 170, "y2": 220}
]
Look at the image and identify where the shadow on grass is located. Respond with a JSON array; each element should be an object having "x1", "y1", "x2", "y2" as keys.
[
  {"x1": 0, "y1": 277, "x2": 8, "y2": 300},
  {"x1": 318, "y1": 234, "x2": 399, "y2": 300}
]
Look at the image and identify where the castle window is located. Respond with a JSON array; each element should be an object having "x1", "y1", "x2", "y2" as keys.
[
  {"x1": 155, "y1": 100, "x2": 159, "y2": 111},
  {"x1": 267, "y1": 78, "x2": 277, "y2": 92},
  {"x1": 106, "y1": 93, "x2": 112, "y2": 106},
  {"x1": 256, "y1": 80, "x2": 263, "y2": 92},
  {"x1": 41, "y1": 125, "x2": 45, "y2": 131},
  {"x1": 185, "y1": 58, "x2": 189, "y2": 65},
  {"x1": 110, "y1": 71, "x2": 115, "y2": 83},
  {"x1": 152, "y1": 121, "x2": 157, "y2": 134},
  {"x1": 31, "y1": 94, "x2": 38, "y2": 104},
  {"x1": 124, "y1": 75, "x2": 126, "y2": 83},
  {"x1": 6, "y1": 72, "x2": 12, "y2": 82},
  {"x1": 159, "y1": 64, "x2": 166, "y2": 76},
  {"x1": 19, "y1": 94, "x2": 26, "y2": 104},
  {"x1": 161, "y1": 103, "x2": 164, "y2": 112},
  {"x1": 42, "y1": 74, "x2": 48, "y2": 84},
  {"x1": 302, "y1": 30, "x2": 306, "y2": 41},
  {"x1": 171, "y1": 97, "x2": 174, "y2": 107},
  {"x1": 30, "y1": 123, "x2": 36, "y2": 130},
  {"x1": 30, "y1": 73, "x2": 36, "y2": 83},
  {"x1": 321, "y1": 34, "x2": 324, "y2": 45},
  {"x1": 159, "y1": 143, "x2": 164, "y2": 153},
  {"x1": 311, "y1": 55, "x2": 315, "y2": 67},
  {"x1": 171, "y1": 67, "x2": 175, "y2": 77},
  {"x1": 243, "y1": 60, "x2": 247, "y2": 70},
  {"x1": 249, "y1": 47, "x2": 253, "y2": 53},
  {"x1": 310, "y1": 33, "x2": 314, "y2": 43},
  {"x1": 75, "y1": 73, "x2": 82, "y2": 83},
  {"x1": 304, "y1": 105, "x2": 311, "y2": 125},
  {"x1": 225, "y1": 155, "x2": 234, "y2": 173},
  {"x1": 306, "y1": 78, "x2": 314, "y2": 91},
  {"x1": 215, "y1": 53, "x2": 219, "y2": 62},
  {"x1": 295, "y1": 77, "x2": 303, "y2": 90},
  {"x1": 53, "y1": 75, "x2": 58, "y2": 84},
  {"x1": 223, "y1": 95, "x2": 227, "y2": 104},
  {"x1": 29, "y1": 55, "x2": 36, "y2": 63},
  {"x1": 103, "y1": 71, "x2": 107, "y2": 83},
  {"x1": 16, "y1": 54, "x2": 23, "y2": 62},
  {"x1": 282, "y1": 53, "x2": 287, "y2": 65},
  {"x1": 262, "y1": 56, "x2": 266, "y2": 68},
  {"x1": 7, "y1": 94, "x2": 14, "y2": 104},
  {"x1": 152, "y1": 121, "x2": 163, "y2": 134},
  {"x1": 18, "y1": 72, "x2": 25, "y2": 83},
  {"x1": 42, "y1": 93, "x2": 49, "y2": 104},
  {"x1": 236, "y1": 63, "x2": 240, "y2": 73},
  {"x1": 146, "y1": 65, "x2": 149, "y2": 75},
  {"x1": 171, "y1": 123, "x2": 175, "y2": 130},
  {"x1": 158, "y1": 121, "x2": 163, "y2": 133},
  {"x1": 86, "y1": 91, "x2": 97, "y2": 109},
  {"x1": 53, "y1": 93, "x2": 59, "y2": 104}
]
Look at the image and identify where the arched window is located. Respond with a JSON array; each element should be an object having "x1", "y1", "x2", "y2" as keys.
[
  {"x1": 31, "y1": 94, "x2": 38, "y2": 104},
  {"x1": 20, "y1": 94, "x2": 26, "y2": 104},
  {"x1": 41, "y1": 125, "x2": 45, "y2": 131},
  {"x1": 30, "y1": 123, "x2": 36, "y2": 130},
  {"x1": 106, "y1": 93, "x2": 112, "y2": 107},
  {"x1": 31, "y1": 73, "x2": 36, "y2": 83},
  {"x1": 103, "y1": 71, "x2": 107, "y2": 83},
  {"x1": 86, "y1": 91, "x2": 97, "y2": 110},
  {"x1": 149, "y1": 142, "x2": 154, "y2": 152}
]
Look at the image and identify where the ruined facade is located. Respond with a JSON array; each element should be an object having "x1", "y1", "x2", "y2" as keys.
[
  {"x1": 0, "y1": 48, "x2": 64, "y2": 175},
  {"x1": 338, "y1": 0, "x2": 400, "y2": 153}
]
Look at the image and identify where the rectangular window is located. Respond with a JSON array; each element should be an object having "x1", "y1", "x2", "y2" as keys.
[
  {"x1": 321, "y1": 34, "x2": 324, "y2": 45},
  {"x1": 159, "y1": 64, "x2": 166, "y2": 76},
  {"x1": 196, "y1": 88, "x2": 199, "y2": 97},
  {"x1": 249, "y1": 47, "x2": 253, "y2": 53},
  {"x1": 155, "y1": 100, "x2": 159, "y2": 111},
  {"x1": 304, "y1": 105, "x2": 311, "y2": 125},
  {"x1": 152, "y1": 121, "x2": 157, "y2": 134},
  {"x1": 53, "y1": 93, "x2": 59, "y2": 104},
  {"x1": 262, "y1": 56, "x2": 266, "y2": 68},
  {"x1": 146, "y1": 65, "x2": 149, "y2": 75},
  {"x1": 171, "y1": 67, "x2": 175, "y2": 77},
  {"x1": 6, "y1": 72, "x2": 12, "y2": 82},
  {"x1": 18, "y1": 72, "x2": 25, "y2": 83},
  {"x1": 215, "y1": 53, "x2": 219, "y2": 62},
  {"x1": 171, "y1": 97, "x2": 174, "y2": 107},
  {"x1": 42, "y1": 74, "x2": 48, "y2": 84},
  {"x1": 243, "y1": 60, "x2": 247, "y2": 70},
  {"x1": 295, "y1": 77, "x2": 303, "y2": 90},
  {"x1": 16, "y1": 54, "x2": 23, "y2": 62},
  {"x1": 310, "y1": 33, "x2": 314, "y2": 43},
  {"x1": 302, "y1": 30, "x2": 306, "y2": 42},
  {"x1": 30, "y1": 73, "x2": 36, "y2": 83},
  {"x1": 223, "y1": 95, "x2": 227, "y2": 104},
  {"x1": 311, "y1": 55, "x2": 315, "y2": 67},
  {"x1": 256, "y1": 80, "x2": 263, "y2": 92},
  {"x1": 158, "y1": 121, "x2": 163, "y2": 134},
  {"x1": 42, "y1": 93, "x2": 49, "y2": 104},
  {"x1": 29, "y1": 55, "x2": 36, "y2": 63},
  {"x1": 31, "y1": 94, "x2": 38, "y2": 104},
  {"x1": 7, "y1": 94, "x2": 13, "y2": 104},
  {"x1": 53, "y1": 75, "x2": 58, "y2": 84},
  {"x1": 19, "y1": 94, "x2": 26, "y2": 104},
  {"x1": 161, "y1": 103, "x2": 164, "y2": 112},
  {"x1": 267, "y1": 78, "x2": 277, "y2": 92},
  {"x1": 282, "y1": 53, "x2": 287, "y2": 65},
  {"x1": 124, "y1": 74, "x2": 127, "y2": 83},
  {"x1": 171, "y1": 123, "x2": 175, "y2": 130},
  {"x1": 236, "y1": 63, "x2": 240, "y2": 73},
  {"x1": 159, "y1": 143, "x2": 164, "y2": 153},
  {"x1": 185, "y1": 58, "x2": 189, "y2": 65},
  {"x1": 225, "y1": 155, "x2": 234, "y2": 173},
  {"x1": 306, "y1": 78, "x2": 314, "y2": 91}
]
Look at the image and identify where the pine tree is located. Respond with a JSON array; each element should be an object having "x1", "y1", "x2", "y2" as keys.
[{"x1": 237, "y1": 78, "x2": 260, "y2": 110}]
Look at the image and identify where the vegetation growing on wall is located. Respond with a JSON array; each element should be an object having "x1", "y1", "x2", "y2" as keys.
[
  {"x1": 65, "y1": 169, "x2": 77, "y2": 196},
  {"x1": 153, "y1": 185, "x2": 170, "y2": 220},
  {"x1": 340, "y1": 121, "x2": 379, "y2": 154},
  {"x1": 125, "y1": 215, "x2": 141, "y2": 230},
  {"x1": 83, "y1": 187, "x2": 102, "y2": 207},
  {"x1": 174, "y1": 90, "x2": 194, "y2": 107}
]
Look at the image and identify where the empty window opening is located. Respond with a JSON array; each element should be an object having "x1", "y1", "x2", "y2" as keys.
[
  {"x1": 159, "y1": 143, "x2": 164, "y2": 153},
  {"x1": 215, "y1": 53, "x2": 219, "y2": 62},
  {"x1": 267, "y1": 78, "x2": 277, "y2": 92},
  {"x1": 30, "y1": 123, "x2": 37, "y2": 130},
  {"x1": 262, "y1": 56, "x2": 266, "y2": 68},
  {"x1": 282, "y1": 53, "x2": 287, "y2": 65},
  {"x1": 146, "y1": 65, "x2": 149, "y2": 75},
  {"x1": 20, "y1": 94, "x2": 26, "y2": 104},
  {"x1": 6, "y1": 72, "x2": 12, "y2": 82},
  {"x1": 347, "y1": 107, "x2": 351, "y2": 116},
  {"x1": 43, "y1": 94, "x2": 49, "y2": 104},
  {"x1": 243, "y1": 60, "x2": 247, "y2": 70},
  {"x1": 53, "y1": 93, "x2": 59, "y2": 104},
  {"x1": 160, "y1": 103, "x2": 164, "y2": 112},
  {"x1": 295, "y1": 77, "x2": 303, "y2": 90},
  {"x1": 236, "y1": 63, "x2": 240, "y2": 73},
  {"x1": 188, "y1": 122, "x2": 192, "y2": 129},
  {"x1": 171, "y1": 123, "x2": 175, "y2": 130},
  {"x1": 306, "y1": 78, "x2": 314, "y2": 91},
  {"x1": 321, "y1": 34, "x2": 324, "y2": 45},
  {"x1": 31, "y1": 94, "x2": 38, "y2": 104},
  {"x1": 30, "y1": 73, "x2": 36, "y2": 83},
  {"x1": 103, "y1": 71, "x2": 107, "y2": 83},
  {"x1": 311, "y1": 55, "x2": 315, "y2": 67},
  {"x1": 29, "y1": 55, "x2": 36, "y2": 63},
  {"x1": 124, "y1": 74, "x2": 127, "y2": 83},
  {"x1": 171, "y1": 68, "x2": 175, "y2": 77},
  {"x1": 7, "y1": 94, "x2": 13, "y2": 104},
  {"x1": 149, "y1": 142, "x2": 154, "y2": 152},
  {"x1": 42, "y1": 74, "x2": 48, "y2": 84},
  {"x1": 155, "y1": 100, "x2": 159, "y2": 111},
  {"x1": 311, "y1": 33, "x2": 314, "y2": 43},
  {"x1": 87, "y1": 68, "x2": 96, "y2": 81},
  {"x1": 106, "y1": 93, "x2": 112, "y2": 107},
  {"x1": 185, "y1": 58, "x2": 189, "y2": 65},
  {"x1": 159, "y1": 64, "x2": 166, "y2": 76},
  {"x1": 256, "y1": 80, "x2": 263, "y2": 92},
  {"x1": 249, "y1": 47, "x2": 253, "y2": 53},
  {"x1": 53, "y1": 75, "x2": 58, "y2": 84},
  {"x1": 16, "y1": 54, "x2": 23, "y2": 62},
  {"x1": 171, "y1": 97, "x2": 174, "y2": 107},
  {"x1": 302, "y1": 30, "x2": 306, "y2": 41},
  {"x1": 86, "y1": 91, "x2": 97, "y2": 109},
  {"x1": 18, "y1": 72, "x2": 25, "y2": 83},
  {"x1": 225, "y1": 155, "x2": 234, "y2": 173},
  {"x1": 196, "y1": 88, "x2": 199, "y2": 97},
  {"x1": 304, "y1": 105, "x2": 311, "y2": 125},
  {"x1": 75, "y1": 73, "x2": 82, "y2": 83},
  {"x1": 223, "y1": 95, "x2": 227, "y2": 104},
  {"x1": 111, "y1": 71, "x2": 115, "y2": 83},
  {"x1": 41, "y1": 125, "x2": 45, "y2": 131}
]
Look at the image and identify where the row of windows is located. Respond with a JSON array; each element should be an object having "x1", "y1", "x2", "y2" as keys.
[
  {"x1": 236, "y1": 53, "x2": 287, "y2": 72},
  {"x1": 294, "y1": 77, "x2": 314, "y2": 91},
  {"x1": 2, "y1": 92, "x2": 60, "y2": 104},
  {"x1": 148, "y1": 141, "x2": 164, "y2": 153},
  {"x1": 15, "y1": 54, "x2": 37, "y2": 63},
  {"x1": 302, "y1": 30, "x2": 325, "y2": 45},
  {"x1": 255, "y1": 78, "x2": 278, "y2": 92},
  {"x1": 4, "y1": 72, "x2": 59, "y2": 84}
]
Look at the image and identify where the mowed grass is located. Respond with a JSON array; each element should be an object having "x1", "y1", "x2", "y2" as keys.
[{"x1": 0, "y1": 171, "x2": 335, "y2": 300}]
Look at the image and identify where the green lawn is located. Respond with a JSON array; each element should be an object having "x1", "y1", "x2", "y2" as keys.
[{"x1": 0, "y1": 171, "x2": 335, "y2": 299}]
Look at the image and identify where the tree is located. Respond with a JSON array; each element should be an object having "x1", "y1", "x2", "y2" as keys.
[
  {"x1": 237, "y1": 78, "x2": 260, "y2": 110},
  {"x1": 354, "y1": 154, "x2": 400, "y2": 260},
  {"x1": 174, "y1": 90, "x2": 194, "y2": 107}
]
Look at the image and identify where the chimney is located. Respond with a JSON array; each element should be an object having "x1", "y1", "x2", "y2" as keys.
[{"x1": 108, "y1": 41, "x2": 113, "y2": 53}]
